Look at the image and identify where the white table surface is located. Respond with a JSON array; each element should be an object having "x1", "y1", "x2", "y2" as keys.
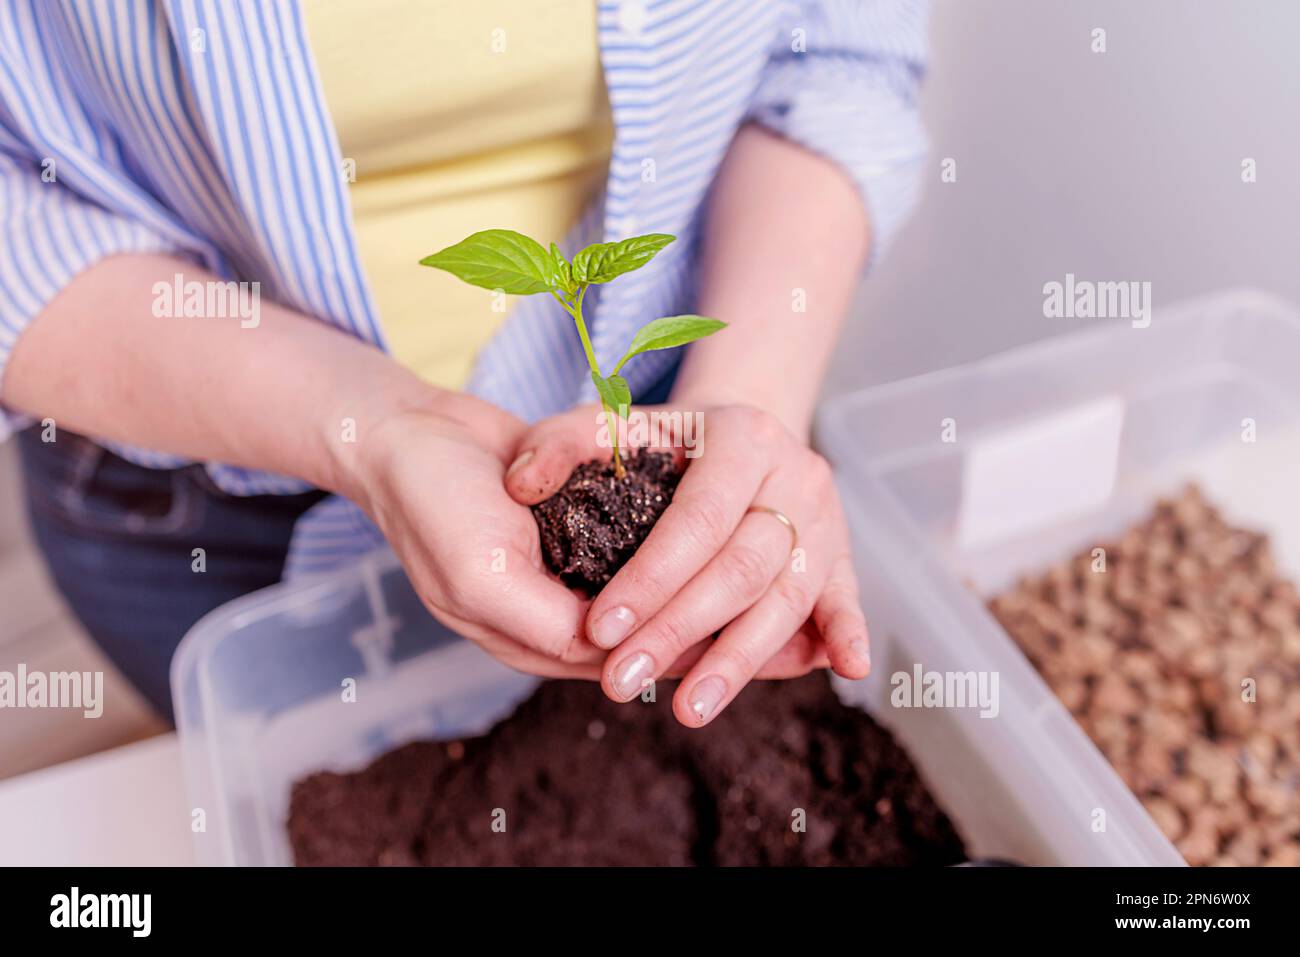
[{"x1": 0, "y1": 733, "x2": 195, "y2": 866}]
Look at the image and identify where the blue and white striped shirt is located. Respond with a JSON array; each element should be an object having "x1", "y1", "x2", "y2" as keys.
[{"x1": 0, "y1": 0, "x2": 928, "y2": 574}]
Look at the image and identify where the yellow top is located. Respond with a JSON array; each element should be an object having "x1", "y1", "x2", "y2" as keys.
[{"x1": 305, "y1": 0, "x2": 613, "y2": 388}]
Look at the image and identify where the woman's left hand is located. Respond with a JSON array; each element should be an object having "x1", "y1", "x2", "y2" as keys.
[{"x1": 505, "y1": 402, "x2": 871, "y2": 726}]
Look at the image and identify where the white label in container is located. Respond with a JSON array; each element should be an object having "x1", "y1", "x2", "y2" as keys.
[{"x1": 956, "y1": 396, "x2": 1125, "y2": 550}]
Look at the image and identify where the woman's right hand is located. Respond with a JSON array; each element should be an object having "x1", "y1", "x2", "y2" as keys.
[{"x1": 337, "y1": 389, "x2": 607, "y2": 679}]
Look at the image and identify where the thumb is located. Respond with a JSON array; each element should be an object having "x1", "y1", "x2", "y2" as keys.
[{"x1": 505, "y1": 407, "x2": 610, "y2": 505}]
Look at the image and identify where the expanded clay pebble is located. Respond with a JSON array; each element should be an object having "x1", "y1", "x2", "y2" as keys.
[{"x1": 989, "y1": 485, "x2": 1300, "y2": 867}]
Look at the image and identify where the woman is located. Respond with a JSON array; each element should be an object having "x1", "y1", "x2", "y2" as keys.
[{"x1": 0, "y1": 0, "x2": 927, "y2": 725}]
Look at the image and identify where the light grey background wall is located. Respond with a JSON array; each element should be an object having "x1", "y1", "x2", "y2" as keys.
[{"x1": 829, "y1": 0, "x2": 1300, "y2": 394}]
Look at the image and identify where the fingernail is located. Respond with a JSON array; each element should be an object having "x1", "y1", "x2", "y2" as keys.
[
  {"x1": 591, "y1": 605, "x2": 636, "y2": 648},
  {"x1": 849, "y1": 639, "x2": 871, "y2": 671},
  {"x1": 506, "y1": 449, "x2": 533, "y2": 477},
  {"x1": 611, "y1": 652, "x2": 655, "y2": 700},
  {"x1": 688, "y1": 675, "x2": 728, "y2": 723}
]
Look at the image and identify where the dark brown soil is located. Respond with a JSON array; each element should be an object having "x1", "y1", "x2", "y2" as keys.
[
  {"x1": 288, "y1": 672, "x2": 967, "y2": 866},
  {"x1": 531, "y1": 449, "x2": 679, "y2": 595}
]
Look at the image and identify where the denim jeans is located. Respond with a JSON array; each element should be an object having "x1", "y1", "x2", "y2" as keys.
[{"x1": 17, "y1": 428, "x2": 325, "y2": 722}]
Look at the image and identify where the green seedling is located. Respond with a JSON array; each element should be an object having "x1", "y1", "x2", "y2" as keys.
[{"x1": 421, "y1": 229, "x2": 725, "y2": 478}]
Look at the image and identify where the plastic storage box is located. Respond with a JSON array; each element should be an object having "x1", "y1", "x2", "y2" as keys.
[
  {"x1": 177, "y1": 548, "x2": 1033, "y2": 865},
  {"x1": 817, "y1": 289, "x2": 1300, "y2": 867}
]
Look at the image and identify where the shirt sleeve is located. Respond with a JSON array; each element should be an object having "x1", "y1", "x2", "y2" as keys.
[
  {"x1": 746, "y1": 0, "x2": 930, "y2": 269},
  {"x1": 0, "y1": 151, "x2": 185, "y2": 437}
]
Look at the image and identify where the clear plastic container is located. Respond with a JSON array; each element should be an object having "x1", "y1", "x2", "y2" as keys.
[
  {"x1": 816, "y1": 289, "x2": 1300, "y2": 867},
  {"x1": 175, "y1": 555, "x2": 1056, "y2": 866},
  {"x1": 176, "y1": 549, "x2": 1031, "y2": 865}
]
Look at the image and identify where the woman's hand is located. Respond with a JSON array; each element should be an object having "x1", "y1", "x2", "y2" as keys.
[
  {"x1": 340, "y1": 390, "x2": 606, "y2": 679},
  {"x1": 505, "y1": 402, "x2": 870, "y2": 724}
]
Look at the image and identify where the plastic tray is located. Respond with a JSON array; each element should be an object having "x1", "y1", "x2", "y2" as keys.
[
  {"x1": 173, "y1": 554, "x2": 1041, "y2": 865},
  {"x1": 816, "y1": 289, "x2": 1300, "y2": 866}
]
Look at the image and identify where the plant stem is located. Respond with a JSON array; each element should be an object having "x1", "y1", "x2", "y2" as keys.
[
  {"x1": 601, "y1": 406, "x2": 626, "y2": 479},
  {"x1": 553, "y1": 288, "x2": 626, "y2": 479}
]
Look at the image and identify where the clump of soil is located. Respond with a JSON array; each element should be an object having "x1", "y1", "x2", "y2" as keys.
[
  {"x1": 531, "y1": 449, "x2": 679, "y2": 594},
  {"x1": 288, "y1": 673, "x2": 967, "y2": 866},
  {"x1": 990, "y1": 485, "x2": 1300, "y2": 867}
]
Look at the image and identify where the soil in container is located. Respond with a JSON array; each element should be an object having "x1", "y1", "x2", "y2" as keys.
[
  {"x1": 532, "y1": 448, "x2": 679, "y2": 595},
  {"x1": 287, "y1": 672, "x2": 967, "y2": 866}
]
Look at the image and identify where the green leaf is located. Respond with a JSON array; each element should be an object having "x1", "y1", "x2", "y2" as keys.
[
  {"x1": 591, "y1": 372, "x2": 632, "y2": 419},
  {"x1": 419, "y1": 229, "x2": 554, "y2": 296},
  {"x1": 549, "y1": 243, "x2": 575, "y2": 295},
  {"x1": 608, "y1": 374, "x2": 632, "y2": 418},
  {"x1": 572, "y1": 234, "x2": 675, "y2": 285},
  {"x1": 614, "y1": 315, "x2": 727, "y2": 372}
]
